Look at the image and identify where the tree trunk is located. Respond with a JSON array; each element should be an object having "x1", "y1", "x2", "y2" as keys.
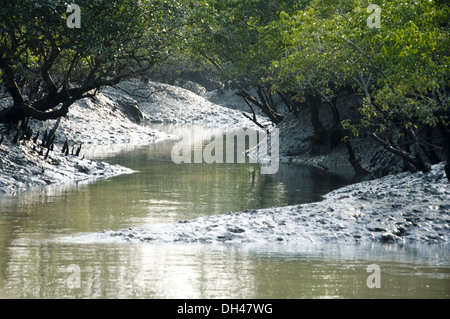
[
  {"x1": 307, "y1": 93, "x2": 327, "y2": 143},
  {"x1": 236, "y1": 86, "x2": 284, "y2": 124},
  {"x1": 371, "y1": 132, "x2": 430, "y2": 173},
  {"x1": 278, "y1": 92, "x2": 295, "y2": 113},
  {"x1": 422, "y1": 126, "x2": 442, "y2": 164},
  {"x1": 405, "y1": 128, "x2": 431, "y2": 173},
  {"x1": 327, "y1": 96, "x2": 369, "y2": 179},
  {"x1": 0, "y1": 63, "x2": 24, "y2": 106},
  {"x1": 1, "y1": 101, "x2": 70, "y2": 122}
]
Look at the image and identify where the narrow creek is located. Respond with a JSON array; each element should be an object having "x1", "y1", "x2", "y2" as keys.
[{"x1": 0, "y1": 125, "x2": 448, "y2": 298}]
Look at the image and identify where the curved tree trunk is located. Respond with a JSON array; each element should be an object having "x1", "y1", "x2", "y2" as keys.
[
  {"x1": 236, "y1": 86, "x2": 284, "y2": 124},
  {"x1": 0, "y1": 59, "x2": 24, "y2": 107},
  {"x1": 0, "y1": 101, "x2": 70, "y2": 123}
]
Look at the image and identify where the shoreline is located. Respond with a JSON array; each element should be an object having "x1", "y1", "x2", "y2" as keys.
[
  {"x1": 97, "y1": 162, "x2": 449, "y2": 245},
  {"x1": 1, "y1": 80, "x2": 449, "y2": 245},
  {"x1": 0, "y1": 80, "x2": 263, "y2": 196}
]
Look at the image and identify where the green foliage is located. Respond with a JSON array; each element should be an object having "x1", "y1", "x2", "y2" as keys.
[
  {"x1": 210, "y1": 0, "x2": 449, "y2": 132},
  {"x1": 184, "y1": 0, "x2": 306, "y2": 84},
  {"x1": 0, "y1": 0, "x2": 193, "y2": 94},
  {"x1": 183, "y1": 0, "x2": 449, "y2": 171}
]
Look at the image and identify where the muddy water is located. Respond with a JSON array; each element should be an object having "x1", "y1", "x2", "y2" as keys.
[{"x1": 0, "y1": 126, "x2": 449, "y2": 298}]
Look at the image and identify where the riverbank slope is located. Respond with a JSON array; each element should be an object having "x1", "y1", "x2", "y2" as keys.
[{"x1": 0, "y1": 79, "x2": 260, "y2": 195}]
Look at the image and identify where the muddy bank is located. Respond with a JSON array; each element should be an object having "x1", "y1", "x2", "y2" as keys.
[
  {"x1": 94, "y1": 162, "x2": 449, "y2": 245},
  {"x1": 107, "y1": 80, "x2": 265, "y2": 128},
  {"x1": 199, "y1": 86, "x2": 412, "y2": 179},
  {"x1": 0, "y1": 92, "x2": 153, "y2": 195},
  {"x1": 0, "y1": 80, "x2": 261, "y2": 195},
  {"x1": 0, "y1": 135, "x2": 135, "y2": 195},
  {"x1": 2, "y1": 79, "x2": 448, "y2": 245}
]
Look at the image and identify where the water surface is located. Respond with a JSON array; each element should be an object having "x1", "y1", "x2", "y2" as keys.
[{"x1": 0, "y1": 126, "x2": 448, "y2": 298}]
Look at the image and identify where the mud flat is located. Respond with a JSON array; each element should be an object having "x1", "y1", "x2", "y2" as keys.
[{"x1": 97, "y1": 162, "x2": 449, "y2": 245}]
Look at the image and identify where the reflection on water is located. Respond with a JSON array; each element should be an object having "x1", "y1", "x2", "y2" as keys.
[
  {"x1": 1, "y1": 241, "x2": 449, "y2": 299},
  {"x1": 0, "y1": 126, "x2": 449, "y2": 298}
]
